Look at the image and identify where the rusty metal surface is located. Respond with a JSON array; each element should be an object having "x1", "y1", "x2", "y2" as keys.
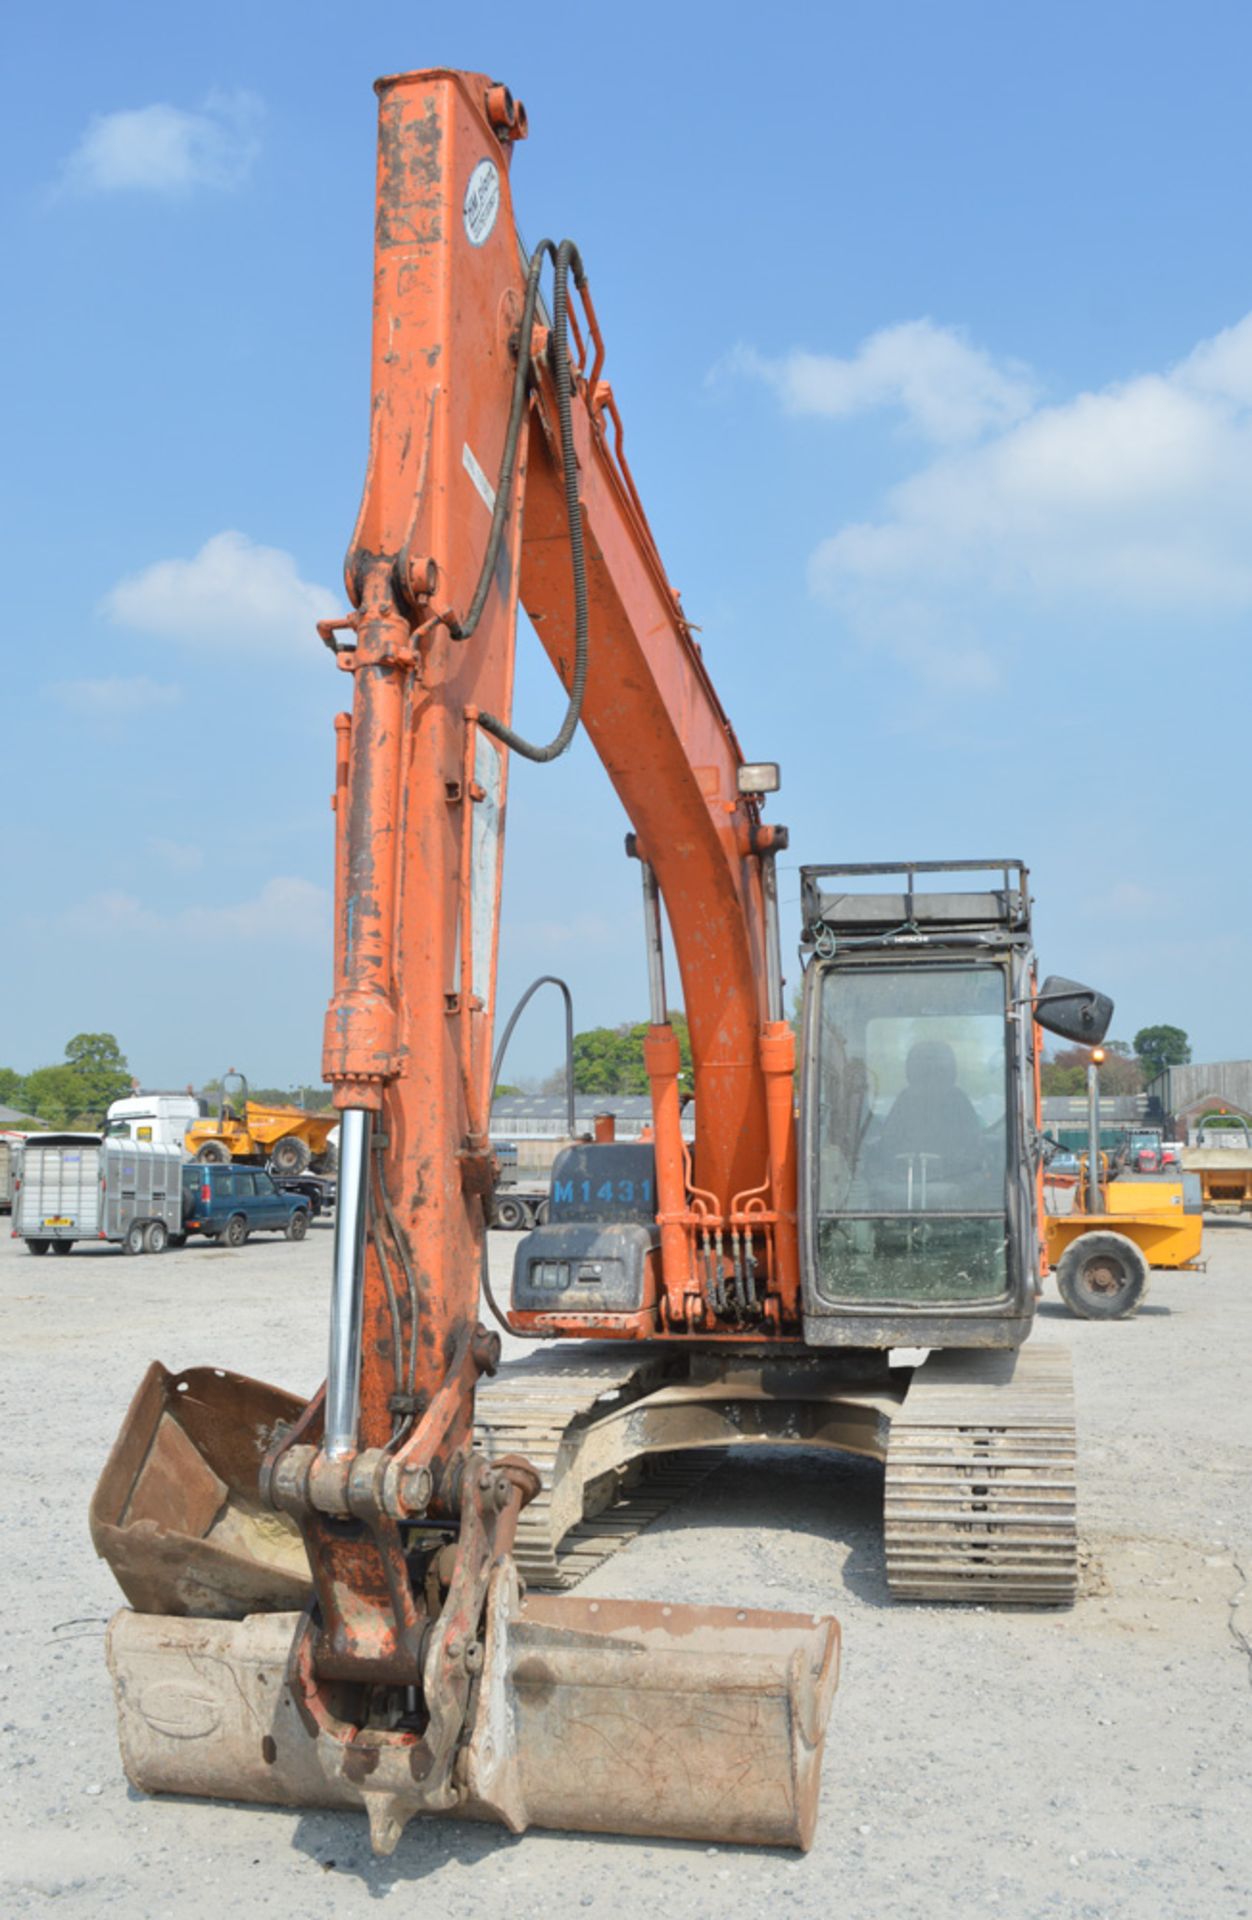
[
  {"x1": 475, "y1": 1344, "x2": 903, "y2": 1586},
  {"x1": 106, "y1": 1568, "x2": 839, "y2": 1853},
  {"x1": 90, "y1": 1362, "x2": 310, "y2": 1618}
]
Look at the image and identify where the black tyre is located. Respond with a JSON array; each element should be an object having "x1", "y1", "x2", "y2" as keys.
[
  {"x1": 144, "y1": 1220, "x2": 169, "y2": 1255},
  {"x1": 51, "y1": 1240, "x2": 73, "y2": 1256},
  {"x1": 26, "y1": 1239, "x2": 50, "y2": 1255},
  {"x1": 196, "y1": 1140, "x2": 232, "y2": 1165},
  {"x1": 1056, "y1": 1231, "x2": 1149, "y2": 1319},
  {"x1": 124, "y1": 1220, "x2": 147, "y2": 1256},
  {"x1": 534, "y1": 1198, "x2": 550, "y2": 1227},
  {"x1": 285, "y1": 1208, "x2": 309, "y2": 1241},
  {"x1": 271, "y1": 1135, "x2": 312, "y2": 1176},
  {"x1": 222, "y1": 1214, "x2": 248, "y2": 1249},
  {"x1": 494, "y1": 1196, "x2": 526, "y2": 1231}
]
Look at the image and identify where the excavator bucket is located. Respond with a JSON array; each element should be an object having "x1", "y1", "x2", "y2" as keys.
[
  {"x1": 95, "y1": 1364, "x2": 840, "y2": 1851},
  {"x1": 89, "y1": 1362, "x2": 310, "y2": 1619}
]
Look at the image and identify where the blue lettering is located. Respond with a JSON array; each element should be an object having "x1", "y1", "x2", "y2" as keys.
[{"x1": 553, "y1": 1181, "x2": 574, "y2": 1207}]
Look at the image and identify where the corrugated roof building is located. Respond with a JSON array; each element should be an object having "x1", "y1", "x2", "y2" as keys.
[
  {"x1": 489, "y1": 1093, "x2": 693, "y2": 1172},
  {"x1": 1146, "y1": 1062, "x2": 1252, "y2": 1133}
]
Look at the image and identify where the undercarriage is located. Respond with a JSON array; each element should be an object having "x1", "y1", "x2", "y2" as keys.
[{"x1": 475, "y1": 1342, "x2": 1078, "y2": 1606}]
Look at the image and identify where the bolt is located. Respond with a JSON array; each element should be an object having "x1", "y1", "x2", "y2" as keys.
[{"x1": 402, "y1": 1466, "x2": 432, "y2": 1512}]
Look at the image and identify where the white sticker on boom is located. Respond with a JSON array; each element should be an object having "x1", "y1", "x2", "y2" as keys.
[
  {"x1": 462, "y1": 442, "x2": 497, "y2": 514},
  {"x1": 463, "y1": 159, "x2": 500, "y2": 247}
]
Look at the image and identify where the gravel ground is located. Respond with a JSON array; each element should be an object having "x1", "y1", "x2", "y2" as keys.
[{"x1": 2, "y1": 1213, "x2": 1250, "y2": 1919}]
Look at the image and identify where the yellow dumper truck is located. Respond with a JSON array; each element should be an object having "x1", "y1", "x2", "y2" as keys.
[
  {"x1": 1182, "y1": 1120, "x2": 1252, "y2": 1214},
  {"x1": 184, "y1": 1071, "x2": 338, "y2": 1175}
]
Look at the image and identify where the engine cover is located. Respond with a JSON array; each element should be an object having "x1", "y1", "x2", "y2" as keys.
[{"x1": 511, "y1": 1221, "x2": 657, "y2": 1314}]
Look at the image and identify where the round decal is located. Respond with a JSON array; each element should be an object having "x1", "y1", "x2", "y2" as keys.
[{"x1": 463, "y1": 159, "x2": 500, "y2": 247}]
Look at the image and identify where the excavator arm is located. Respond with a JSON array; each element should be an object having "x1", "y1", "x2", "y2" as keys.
[
  {"x1": 322, "y1": 67, "x2": 800, "y2": 1365},
  {"x1": 94, "y1": 66, "x2": 838, "y2": 1858}
]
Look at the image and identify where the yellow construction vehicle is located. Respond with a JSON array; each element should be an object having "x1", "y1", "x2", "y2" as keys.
[
  {"x1": 184, "y1": 1069, "x2": 338, "y2": 1175},
  {"x1": 1044, "y1": 1047, "x2": 1202, "y2": 1316},
  {"x1": 1182, "y1": 1117, "x2": 1252, "y2": 1214}
]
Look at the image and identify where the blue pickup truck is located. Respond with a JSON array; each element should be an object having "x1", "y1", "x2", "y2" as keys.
[{"x1": 180, "y1": 1164, "x2": 310, "y2": 1247}]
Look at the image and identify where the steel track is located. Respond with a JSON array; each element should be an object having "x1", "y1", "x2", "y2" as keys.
[
  {"x1": 477, "y1": 1340, "x2": 1078, "y2": 1606},
  {"x1": 884, "y1": 1344, "x2": 1078, "y2": 1604}
]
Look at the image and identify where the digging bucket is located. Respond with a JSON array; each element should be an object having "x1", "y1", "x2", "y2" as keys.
[
  {"x1": 107, "y1": 1567, "x2": 838, "y2": 1851},
  {"x1": 90, "y1": 1362, "x2": 310, "y2": 1619},
  {"x1": 95, "y1": 1365, "x2": 840, "y2": 1850}
]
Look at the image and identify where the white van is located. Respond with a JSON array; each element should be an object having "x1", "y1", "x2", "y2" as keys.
[{"x1": 105, "y1": 1092, "x2": 205, "y2": 1156}]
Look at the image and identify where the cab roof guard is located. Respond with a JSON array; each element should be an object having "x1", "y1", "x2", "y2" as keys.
[{"x1": 800, "y1": 859, "x2": 1031, "y2": 943}]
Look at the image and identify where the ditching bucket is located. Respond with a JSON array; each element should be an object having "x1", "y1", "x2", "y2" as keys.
[
  {"x1": 95, "y1": 1365, "x2": 840, "y2": 1851},
  {"x1": 107, "y1": 1576, "x2": 838, "y2": 1850}
]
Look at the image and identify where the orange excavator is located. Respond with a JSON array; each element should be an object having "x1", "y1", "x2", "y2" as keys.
[{"x1": 92, "y1": 67, "x2": 1110, "y2": 1857}]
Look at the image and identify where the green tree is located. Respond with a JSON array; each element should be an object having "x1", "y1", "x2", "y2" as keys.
[
  {"x1": 1041, "y1": 1043, "x2": 1144, "y2": 1098},
  {"x1": 1040, "y1": 1058, "x2": 1085, "y2": 1097},
  {"x1": 63, "y1": 1033, "x2": 133, "y2": 1116},
  {"x1": 1133, "y1": 1025, "x2": 1190, "y2": 1083},
  {"x1": 567, "y1": 1012, "x2": 692, "y2": 1095},
  {"x1": 20, "y1": 1035, "x2": 132, "y2": 1128},
  {"x1": 0, "y1": 1066, "x2": 28, "y2": 1109},
  {"x1": 22, "y1": 1064, "x2": 87, "y2": 1129}
]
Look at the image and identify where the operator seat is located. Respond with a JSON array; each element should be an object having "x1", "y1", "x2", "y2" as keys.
[{"x1": 877, "y1": 1040, "x2": 982, "y2": 1175}]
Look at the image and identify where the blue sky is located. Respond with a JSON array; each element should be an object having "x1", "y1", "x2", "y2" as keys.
[{"x1": 4, "y1": 0, "x2": 1249, "y2": 1088}]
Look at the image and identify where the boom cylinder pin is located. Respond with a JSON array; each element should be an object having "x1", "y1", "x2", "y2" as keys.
[{"x1": 325, "y1": 1107, "x2": 372, "y2": 1459}]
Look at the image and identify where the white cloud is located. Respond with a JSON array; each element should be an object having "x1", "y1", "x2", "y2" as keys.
[
  {"x1": 60, "y1": 876, "x2": 328, "y2": 945},
  {"x1": 148, "y1": 837, "x2": 203, "y2": 874},
  {"x1": 103, "y1": 530, "x2": 336, "y2": 654},
  {"x1": 45, "y1": 674, "x2": 182, "y2": 716},
  {"x1": 732, "y1": 308, "x2": 1252, "y2": 683},
  {"x1": 182, "y1": 877, "x2": 328, "y2": 943},
  {"x1": 721, "y1": 321, "x2": 1037, "y2": 444},
  {"x1": 57, "y1": 91, "x2": 262, "y2": 197}
]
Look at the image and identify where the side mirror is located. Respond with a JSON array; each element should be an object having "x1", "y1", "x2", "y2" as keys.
[{"x1": 1033, "y1": 975, "x2": 1114, "y2": 1045}]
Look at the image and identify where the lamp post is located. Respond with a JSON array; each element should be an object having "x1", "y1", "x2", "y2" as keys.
[{"x1": 1086, "y1": 1047, "x2": 1106, "y2": 1215}]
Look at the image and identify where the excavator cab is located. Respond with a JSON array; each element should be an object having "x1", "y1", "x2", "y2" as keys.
[{"x1": 797, "y1": 862, "x2": 1111, "y2": 1349}]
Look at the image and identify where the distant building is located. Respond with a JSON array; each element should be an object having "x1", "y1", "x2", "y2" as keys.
[
  {"x1": 0, "y1": 1102, "x2": 48, "y2": 1131},
  {"x1": 489, "y1": 1093, "x2": 692, "y2": 1175},
  {"x1": 1146, "y1": 1061, "x2": 1252, "y2": 1137},
  {"x1": 1041, "y1": 1092, "x2": 1148, "y2": 1152}
]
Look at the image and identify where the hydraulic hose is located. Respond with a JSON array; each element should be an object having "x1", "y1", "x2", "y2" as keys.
[
  {"x1": 479, "y1": 974, "x2": 578, "y2": 1341},
  {"x1": 448, "y1": 238, "x2": 590, "y2": 766}
]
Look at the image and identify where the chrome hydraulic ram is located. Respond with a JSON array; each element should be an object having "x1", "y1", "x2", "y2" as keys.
[{"x1": 324, "y1": 1106, "x2": 371, "y2": 1459}]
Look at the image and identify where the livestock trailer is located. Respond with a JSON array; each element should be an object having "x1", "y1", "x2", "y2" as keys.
[{"x1": 12, "y1": 1134, "x2": 184, "y2": 1255}]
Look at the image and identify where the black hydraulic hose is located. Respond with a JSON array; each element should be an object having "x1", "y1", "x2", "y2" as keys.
[
  {"x1": 448, "y1": 237, "x2": 590, "y2": 765},
  {"x1": 444, "y1": 241, "x2": 552, "y2": 645},
  {"x1": 479, "y1": 973, "x2": 579, "y2": 1341},
  {"x1": 490, "y1": 975, "x2": 576, "y2": 1139}
]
